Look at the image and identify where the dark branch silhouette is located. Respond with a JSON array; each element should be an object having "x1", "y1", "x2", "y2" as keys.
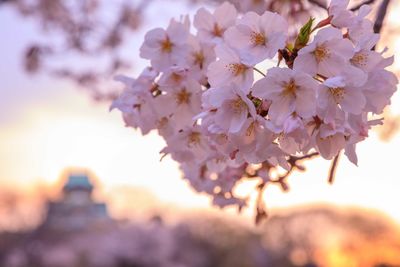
[
  {"x1": 328, "y1": 153, "x2": 341, "y2": 184},
  {"x1": 374, "y1": 0, "x2": 391, "y2": 34},
  {"x1": 350, "y1": 0, "x2": 376, "y2": 11}
]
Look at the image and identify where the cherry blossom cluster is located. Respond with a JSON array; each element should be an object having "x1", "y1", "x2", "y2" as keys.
[{"x1": 112, "y1": 1, "x2": 398, "y2": 211}]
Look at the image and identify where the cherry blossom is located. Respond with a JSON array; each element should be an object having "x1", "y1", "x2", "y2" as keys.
[
  {"x1": 252, "y1": 67, "x2": 318, "y2": 125},
  {"x1": 207, "y1": 44, "x2": 254, "y2": 92},
  {"x1": 315, "y1": 124, "x2": 346, "y2": 160},
  {"x1": 201, "y1": 84, "x2": 257, "y2": 133},
  {"x1": 111, "y1": 68, "x2": 159, "y2": 134},
  {"x1": 328, "y1": 0, "x2": 353, "y2": 28},
  {"x1": 140, "y1": 20, "x2": 189, "y2": 71},
  {"x1": 186, "y1": 36, "x2": 216, "y2": 84},
  {"x1": 156, "y1": 79, "x2": 203, "y2": 131},
  {"x1": 363, "y1": 69, "x2": 398, "y2": 114},
  {"x1": 113, "y1": 1, "x2": 398, "y2": 217},
  {"x1": 224, "y1": 11, "x2": 288, "y2": 64},
  {"x1": 293, "y1": 27, "x2": 354, "y2": 77},
  {"x1": 348, "y1": 4, "x2": 374, "y2": 42},
  {"x1": 317, "y1": 76, "x2": 366, "y2": 124},
  {"x1": 193, "y1": 2, "x2": 237, "y2": 44}
]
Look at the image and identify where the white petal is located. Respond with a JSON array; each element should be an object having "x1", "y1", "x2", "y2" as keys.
[
  {"x1": 268, "y1": 95, "x2": 294, "y2": 125},
  {"x1": 193, "y1": 8, "x2": 215, "y2": 31},
  {"x1": 293, "y1": 53, "x2": 318, "y2": 76},
  {"x1": 341, "y1": 87, "x2": 366, "y2": 114},
  {"x1": 214, "y1": 2, "x2": 237, "y2": 28}
]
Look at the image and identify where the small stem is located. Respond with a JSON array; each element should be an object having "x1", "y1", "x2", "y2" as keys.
[
  {"x1": 253, "y1": 67, "x2": 266, "y2": 77},
  {"x1": 311, "y1": 16, "x2": 332, "y2": 33},
  {"x1": 309, "y1": 0, "x2": 328, "y2": 10},
  {"x1": 255, "y1": 182, "x2": 268, "y2": 225},
  {"x1": 372, "y1": 0, "x2": 391, "y2": 50},
  {"x1": 373, "y1": 0, "x2": 391, "y2": 34},
  {"x1": 295, "y1": 152, "x2": 320, "y2": 161},
  {"x1": 328, "y1": 152, "x2": 341, "y2": 184},
  {"x1": 350, "y1": 0, "x2": 376, "y2": 11}
]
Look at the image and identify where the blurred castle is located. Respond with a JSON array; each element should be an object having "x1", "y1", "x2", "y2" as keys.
[{"x1": 41, "y1": 173, "x2": 112, "y2": 231}]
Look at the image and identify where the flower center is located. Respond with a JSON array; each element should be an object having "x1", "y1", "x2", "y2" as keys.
[
  {"x1": 226, "y1": 63, "x2": 248, "y2": 76},
  {"x1": 313, "y1": 45, "x2": 330, "y2": 63},
  {"x1": 230, "y1": 97, "x2": 247, "y2": 114},
  {"x1": 175, "y1": 88, "x2": 191, "y2": 105},
  {"x1": 282, "y1": 79, "x2": 298, "y2": 97},
  {"x1": 319, "y1": 134, "x2": 336, "y2": 142},
  {"x1": 215, "y1": 133, "x2": 228, "y2": 145},
  {"x1": 213, "y1": 23, "x2": 224, "y2": 37},
  {"x1": 188, "y1": 132, "x2": 201, "y2": 146},
  {"x1": 157, "y1": 117, "x2": 168, "y2": 129},
  {"x1": 329, "y1": 87, "x2": 345, "y2": 104},
  {"x1": 193, "y1": 51, "x2": 205, "y2": 69},
  {"x1": 160, "y1": 37, "x2": 173, "y2": 53},
  {"x1": 250, "y1": 31, "x2": 266, "y2": 46},
  {"x1": 246, "y1": 122, "x2": 256, "y2": 137},
  {"x1": 171, "y1": 72, "x2": 183, "y2": 83},
  {"x1": 350, "y1": 52, "x2": 367, "y2": 67}
]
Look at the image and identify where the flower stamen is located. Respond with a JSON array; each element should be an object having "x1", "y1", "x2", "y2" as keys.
[
  {"x1": 250, "y1": 31, "x2": 267, "y2": 46},
  {"x1": 193, "y1": 51, "x2": 205, "y2": 69},
  {"x1": 160, "y1": 37, "x2": 173, "y2": 53},
  {"x1": 282, "y1": 79, "x2": 298, "y2": 97},
  {"x1": 329, "y1": 87, "x2": 345, "y2": 104},
  {"x1": 213, "y1": 23, "x2": 224, "y2": 37},
  {"x1": 226, "y1": 63, "x2": 248, "y2": 76},
  {"x1": 313, "y1": 45, "x2": 330, "y2": 63},
  {"x1": 175, "y1": 88, "x2": 191, "y2": 105},
  {"x1": 350, "y1": 52, "x2": 367, "y2": 67},
  {"x1": 188, "y1": 132, "x2": 201, "y2": 147}
]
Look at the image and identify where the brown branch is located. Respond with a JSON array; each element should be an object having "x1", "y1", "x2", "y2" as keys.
[
  {"x1": 252, "y1": 152, "x2": 320, "y2": 224},
  {"x1": 350, "y1": 0, "x2": 376, "y2": 11},
  {"x1": 255, "y1": 183, "x2": 268, "y2": 225},
  {"x1": 269, "y1": 152, "x2": 320, "y2": 191},
  {"x1": 293, "y1": 152, "x2": 320, "y2": 161},
  {"x1": 373, "y1": 0, "x2": 391, "y2": 34},
  {"x1": 309, "y1": 0, "x2": 328, "y2": 10},
  {"x1": 328, "y1": 152, "x2": 341, "y2": 184}
]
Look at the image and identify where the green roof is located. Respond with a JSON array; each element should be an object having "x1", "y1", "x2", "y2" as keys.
[{"x1": 63, "y1": 174, "x2": 93, "y2": 191}]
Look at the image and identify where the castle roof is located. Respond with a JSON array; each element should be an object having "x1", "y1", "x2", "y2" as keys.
[{"x1": 63, "y1": 174, "x2": 93, "y2": 191}]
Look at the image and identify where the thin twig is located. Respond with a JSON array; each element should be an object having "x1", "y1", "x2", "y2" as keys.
[
  {"x1": 308, "y1": 0, "x2": 328, "y2": 10},
  {"x1": 269, "y1": 152, "x2": 320, "y2": 191},
  {"x1": 328, "y1": 152, "x2": 341, "y2": 184},
  {"x1": 253, "y1": 67, "x2": 266, "y2": 77},
  {"x1": 253, "y1": 152, "x2": 320, "y2": 224},
  {"x1": 350, "y1": 0, "x2": 376, "y2": 11},
  {"x1": 255, "y1": 183, "x2": 268, "y2": 225},
  {"x1": 293, "y1": 152, "x2": 320, "y2": 161},
  {"x1": 373, "y1": 0, "x2": 391, "y2": 34}
]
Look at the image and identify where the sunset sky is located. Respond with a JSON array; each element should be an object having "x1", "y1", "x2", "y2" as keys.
[{"x1": 1, "y1": 0, "x2": 400, "y2": 225}]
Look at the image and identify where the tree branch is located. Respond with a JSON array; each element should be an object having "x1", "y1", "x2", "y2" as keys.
[
  {"x1": 373, "y1": 0, "x2": 391, "y2": 34},
  {"x1": 350, "y1": 0, "x2": 376, "y2": 11},
  {"x1": 328, "y1": 152, "x2": 341, "y2": 184},
  {"x1": 269, "y1": 152, "x2": 320, "y2": 191},
  {"x1": 309, "y1": 0, "x2": 328, "y2": 10},
  {"x1": 253, "y1": 67, "x2": 266, "y2": 77},
  {"x1": 255, "y1": 183, "x2": 268, "y2": 225}
]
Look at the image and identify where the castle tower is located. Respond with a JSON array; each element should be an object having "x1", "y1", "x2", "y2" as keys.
[
  {"x1": 62, "y1": 174, "x2": 94, "y2": 206},
  {"x1": 43, "y1": 172, "x2": 111, "y2": 232}
]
